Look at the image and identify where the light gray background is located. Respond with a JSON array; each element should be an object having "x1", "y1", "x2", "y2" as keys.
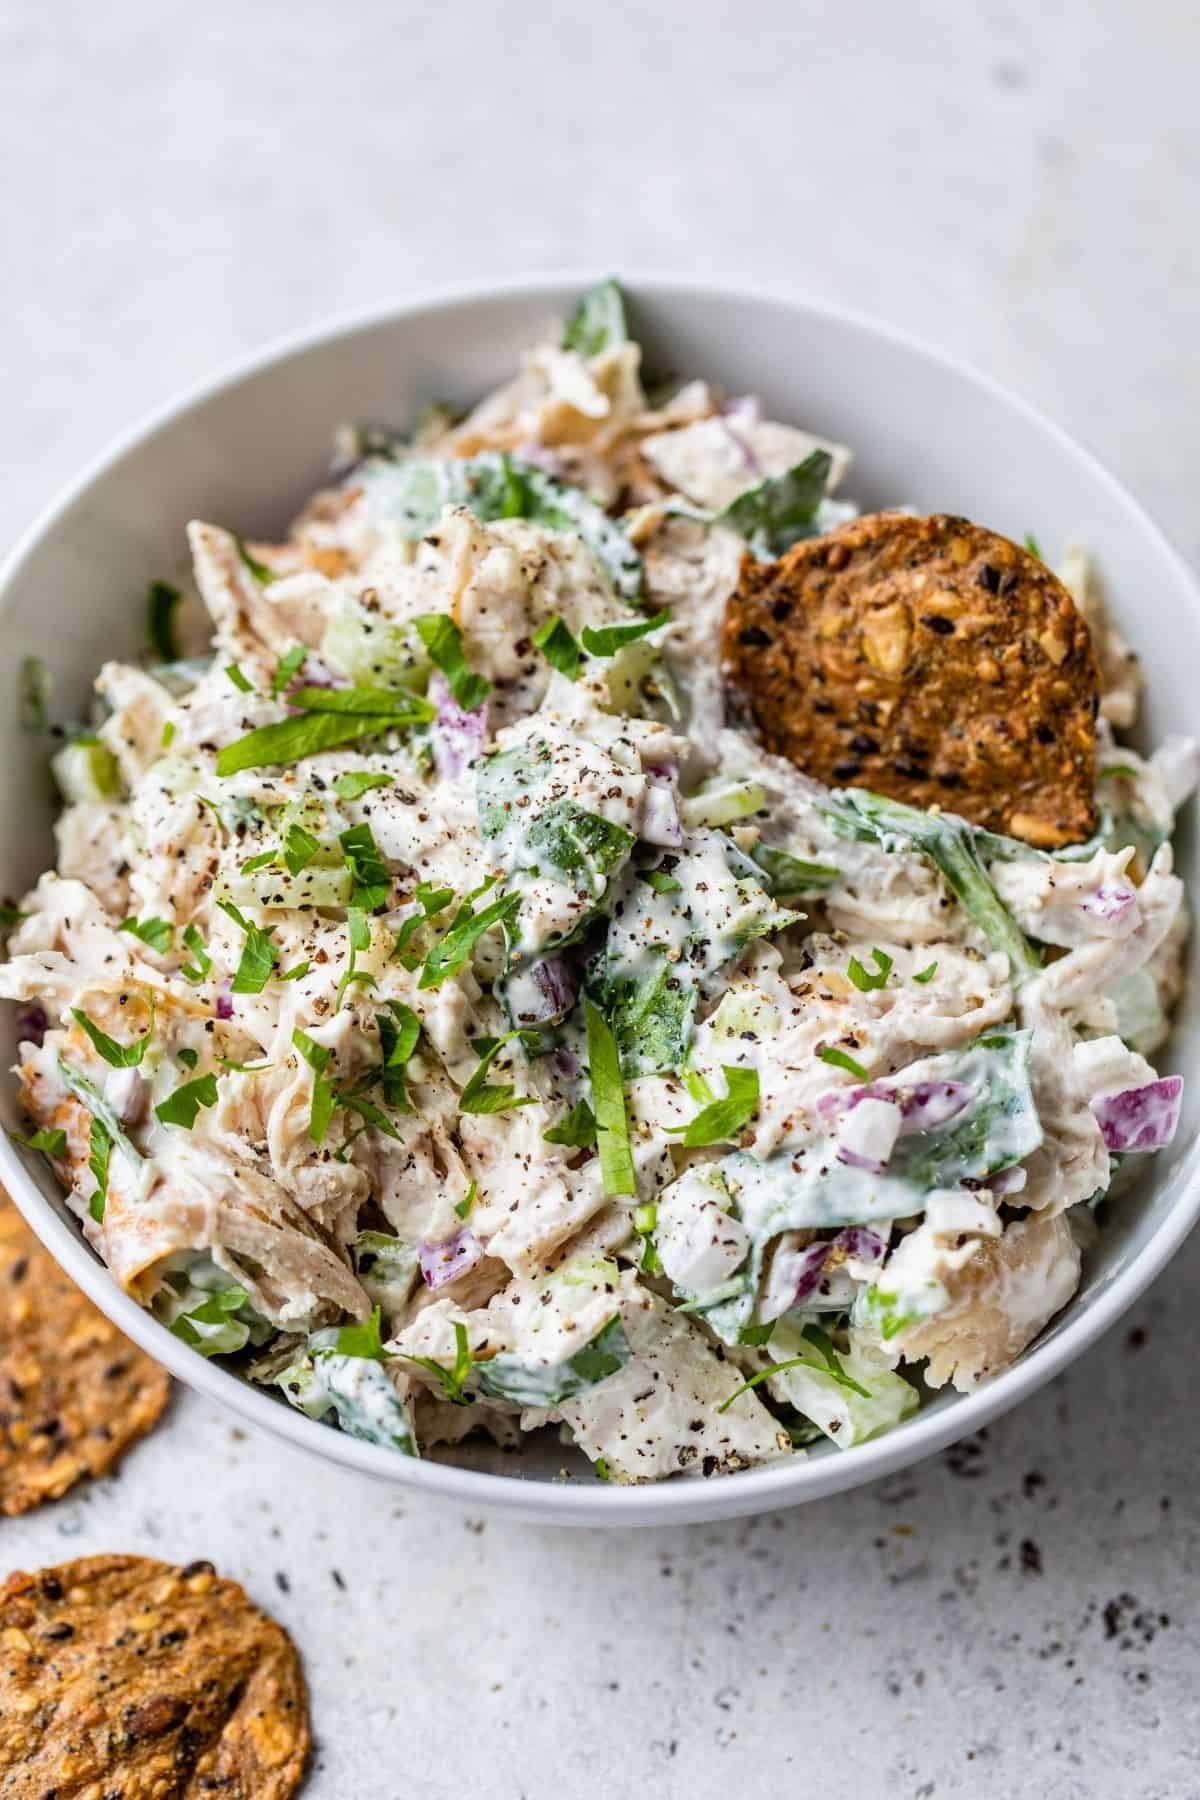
[{"x1": 3, "y1": 2, "x2": 1199, "y2": 1795}]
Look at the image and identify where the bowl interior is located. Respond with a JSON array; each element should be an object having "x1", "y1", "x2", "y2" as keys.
[{"x1": 2, "y1": 276, "x2": 1198, "y2": 1520}]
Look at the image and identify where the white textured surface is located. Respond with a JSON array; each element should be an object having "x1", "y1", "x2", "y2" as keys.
[{"x1": 3, "y1": 2, "x2": 1200, "y2": 1794}]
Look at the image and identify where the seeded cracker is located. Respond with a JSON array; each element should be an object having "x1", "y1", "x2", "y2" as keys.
[
  {"x1": 0, "y1": 1197, "x2": 170, "y2": 1515},
  {"x1": 723, "y1": 511, "x2": 1100, "y2": 847},
  {"x1": 0, "y1": 1554, "x2": 309, "y2": 1797}
]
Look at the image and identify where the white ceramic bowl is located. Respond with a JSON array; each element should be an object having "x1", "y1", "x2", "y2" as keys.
[{"x1": 2, "y1": 274, "x2": 1198, "y2": 1527}]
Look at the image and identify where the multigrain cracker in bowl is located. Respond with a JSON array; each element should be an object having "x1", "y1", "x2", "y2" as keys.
[
  {"x1": 0, "y1": 1554, "x2": 309, "y2": 1797},
  {"x1": 723, "y1": 511, "x2": 1100, "y2": 848},
  {"x1": 0, "y1": 1197, "x2": 169, "y2": 1514}
]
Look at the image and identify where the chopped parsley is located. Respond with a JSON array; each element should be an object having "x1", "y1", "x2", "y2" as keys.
[
  {"x1": 532, "y1": 615, "x2": 582, "y2": 680},
  {"x1": 585, "y1": 1000, "x2": 636, "y2": 1196},
  {"x1": 846, "y1": 947, "x2": 893, "y2": 992},
  {"x1": 87, "y1": 1117, "x2": 111, "y2": 1221},
  {"x1": 119, "y1": 915, "x2": 174, "y2": 955},
  {"x1": 543, "y1": 1099, "x2": 597, "y2": 1148},
  {"x1": 293, "y1": 1029, "x2": 337, "y2": 1144},
  {"x1": 670, "y1": 1065, "x2": 759, "y2": 1148},
  {"x1": 70, "y1": 1005, "x2": 154, "y2": 1069},
  {"x1": 155, "y1": 1072, "x2": 219, "y2": 1129},
  {"x1": 339, "y1": 822, "x2": 391, "y2": 910},
  {"x1": 234, "y1": 535, "x2": 275, "y2": 584},
  {"x1": 640, "y1": 867, "x2": 682, "y2": 894},
  {"x1": 217, "y1": 901, "x2": 278, "y2": 993},
  {"x1": 377, "y1": 1001, "x2": 421, "y2": 1110},
  {"x1": 334, "y1": 770, "x2": 394, "y2": 801},
  {"x1": 417, "y1": 884, "x2": 521, "y2": 989},
  {"x1": 400, "y1": 1320, "x2": 475, "y2": 1406},
  {"x1": 180, "y1": 923, "x2": 212, "y2": 983},
  {"x1": 413, "y1": 612, "x2": 492, "y2": 712},
  {"x1": 579, "y1": 609, "x2": 670, "y2": 658},
  {"x1": 224, "y1": 662, "x2": 254, "y2": 694},
  {"x1": 459, "y1": 1033, "x2": 535, "y2": 1115},
  {"x1": 817, "y1": 1045, "x2": 869, "y2": 1081},
  {"x1": 454, "y1": 1180, "x2": 477, "y2": 1220},
  {"x1": 271, "y1": 644, "x2": 307, "y2": 697},
  {"x1": 912, "y1": 961, "x2": 938, "y2": 985},
  {"x1": 12, "y1": 1127, "x2": 67, "y2": 1158}
]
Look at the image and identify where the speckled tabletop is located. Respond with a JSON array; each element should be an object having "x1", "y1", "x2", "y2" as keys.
[{"x1": 4, "y1": 2, "x2": 1200, "y2": 1794}]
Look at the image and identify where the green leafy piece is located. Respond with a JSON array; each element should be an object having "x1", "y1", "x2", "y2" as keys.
[
  {"x1": 180, "y1": 923, "x2": 212, "y2": 983},
  {"x1": 476, "y1": 746, "x2": 636, "y2": 902},
  {"x1": 87, "y1": 1116, "x2": 111, "y2": 1221},
  {"x1": 177, "y1": 1048, "x2": 199, "y2": 1070},
  {"x1": 476, "y1": 1314, "x2": 632, "y2": 1407},
  {"x1": 364, "y1": 453, "x2": 643, "y2": 601},
  {"x1": 292, "y1": 685, "x2": 435, "y2": 719},
  {"x1": 543, "y1": 1099, "x2": 597, "y2": 1148},
  {"x1": 417, "y1": 887, "x2": 521, "y2": 989},
  {"x1": 334, "y1": 770, "x2": 394, "y2": 801},
  {"x1": 603, "y1": 957, "x2": 697, "y2": 1081},
  {"x1": 160, "y1": 720, "x2": 176, "y2": 749},
  {"x1": 738, "y1": 1321, "x2": 776, "y2": 1348},
  {"x1": 334, "y1": 1305, "x2": 386, "y2": 1360},
  {"x1": 413, "y1": 613, "x2": 492, "y2": 713},
  {"x1": 339, "y1": 821, "x2": 391, "y2": 910},
  {"x1": 719, "y1": 451, "x2": 832, "y2": 559},
  {"x1": 751, "y1": 844, "x2": 839, "y2": 895},
  {"x1": 169, "y1": 1284, "x2": 253, "y2": 1356},
  {"x1": 586, "y1": 1000, "x2": 636, "y2": 1197},
  {"x1": 293, "y1": 1028, "x2": 337, "y2": 1144},
  {"x1": 281, "y1": 823, "x2": 320, "y2": 876},
  {"x1": 239, "y1": 850, "x2": 276, "y2": 874},
  {"x1": 234, "y1": 535, "x2": 275, "y2": 584},
  {"x1": 562, "y1": 278, "x2": 629, "y2": 358},
  {"x1": 155, "y1": 1072, "x2": 219, "y2": 1130},
  {"x1": 119, "y1": 915, "x2": 174, "y2": 955},
  {"x1": 527, "y1": 803, "x2": 636, "y2": 897},
  {"x1": 19, "y1": 657, "x2": 50, "y2": 733},
  {"x1": 401, "y1": 1320, "x2": 475, "y2": 1405},
  {"x1": 217, "y1": 900, "x2": 278, "y2": 993},
  {"x1": 579, "y1": 610, "x2": 670, "y2": 658},
  {"x1": 817, "y1": 1045, "x2": 870, "y2": 1080},
  {"x1": 336, "y1": 1085, "x2": 401, "y2": 1141},
  {"x1": 70, "y1": 1005, "x2": 153, "y2": 1070},
  {"x1": 271, "y1": 644, "x2": 308, "y2": 697},
  {"x1": 532, "y1": 614, "x2": 582, "y2": 680},
  {"x1": 671, "y1": 1065, "x2": 759, "y2": 1148},
  {"x1": 1024, "y1": 532, "x2": 1043, "y2": 560},
  {"x1": 895, "y1": 1031, "x2": 1040, "y2": 1191},
  {"x1": 13, "y1": 1127, "x2": 67, "y2": 1158},
  {"x1": 454, "y1": 1180, "x2": 477, "y2": 1220},
  {"x1": 913, "y1": 961, "x2": 938, "y2": 985},
  {"x1": 354, "y1": 1232, "x2": 421, "y2": 1315},
  {"x1": 215, "y1": 703, "x2": 427, "y2": 778},
  {"x1": 459, "y1": 1032, "x2": 535, "y2": 1116},
  {"x1": 797, "y1": 1323, "x2": 871, "y2": 1397},
  {"x1": 640, "y1": 868, "x2": 682, "y2": 894},
  {"x1": 0, "y1": 901, "x2": 28, "y2": 932},
  {"x1": 224, "y1": 662, "x2": 254, "y2": 694},
  {"x1": 147, "y1": 580, "x2": 183, "y2": 662},
  {"x1": 277, "y1": 1333, "x2": 416, "y2": 1452},
  {"x1": 55, "y1": 1055, "x2": 144, "y2": 1169},
  {"x1": 390, "y1": 882, "x2": 456, "y2": 967},
  {"x1": 1100, "y1": 763, "x2": 1140, "y2": 780},
  {"x1": 847, "y1": 947, "x2": 893, "y2": 993},
  {"x1": 377, "y1": 1001, "x2": 421, "y2": 1111},
  {"x1": 821, "y1": 787, "x2": 1041, "y2": 985}
]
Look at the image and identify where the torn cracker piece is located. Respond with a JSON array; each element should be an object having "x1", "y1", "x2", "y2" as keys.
[
  {"x1": 0, "y1": 1554, "x2": 309, "y2": 1798},
  {"x1": 722, "y1": 511, "x2": 1100, "y2": 847},
  {"x1": 0, "y1": 1197, "x2": 169, "y2": 1516}
]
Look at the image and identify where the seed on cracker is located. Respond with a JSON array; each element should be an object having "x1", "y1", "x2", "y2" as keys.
[
  {"x1": 0, "y1": 1197, "x2": 170, "y2": 1516},
  {"x1": 722, "y1": 511, "x2": 1100, "y2": 847},
  {"x1": 0, "y1": 1553, "x2": 309, "y2": 1798}
]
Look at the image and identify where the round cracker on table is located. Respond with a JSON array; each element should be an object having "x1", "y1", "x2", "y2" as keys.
[
  {"x1": 0, "y1": 1196, "x2": 170, "y2": 1516},
  {"x1": 0, "y1": 1553, "x2": 310, "y2": 1798},
  {"x1": 722, "y1": 511, "x2": 1100, "y2": 847}
]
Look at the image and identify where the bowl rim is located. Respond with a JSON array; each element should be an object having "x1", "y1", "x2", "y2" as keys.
[{"x1": 3, "y1": 267, "x2": 1199, "y2": 1527}]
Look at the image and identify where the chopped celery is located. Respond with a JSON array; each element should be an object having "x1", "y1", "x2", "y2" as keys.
[
  {"x1": 680, "y1": 780, "x2": 767, "y2": 829},
  {"x1": 747, "y1": 1319, "x2": 919, "y2": 1447},
  {"x1": 475, "y1": 1314, "x2": 631, "y2": 1407},
  {"x1": 51, "y1": 737, "x2": 121, "y2": 803}
]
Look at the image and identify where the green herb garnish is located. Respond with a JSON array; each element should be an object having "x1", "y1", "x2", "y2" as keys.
[
  {"x1": 414, "y1": 613, "x2": 492, "y2": 713},
  {"x1": 454, "y1": 1180, "x2": 477, "y2": 1220},
  {"x1": 670, "y1": 1065, "x2": 759, "y2": 1148},
  {"x1": 459, "y1": 1032, "x2": 535, "y2": 1115},
  {"x1": 401, "y1": 1320, "x2": 475, "y2": 1406},
  {"x1": 912, "y1": 961, "x2": 938, "y2": 985},
  {"x1": 846, "y1": 948, "x2": 893, "y2": 993},
  {"x1": 155, "y1": 1072, "x2": 219, "y2": 1130},
  {"x1": 271, "y1": 644, "x2": 308, "y2": 697},
  {"x1": 417, "y1": 885, "x2": 521, "y2": 989},
  {"x1": 87, "y1": 1117, "x2": 111, "y2": 1221},
  {"x1": 334, "y1": 770, "x2": 394, "y2": 801},
  {"x1": 12, "y1": 1127, "x2": 67, "y2": 1158},
  {"x1": 562, "y1": 278, "x2": 628, "y2": 358},
  {"x1": 579, "y1": 609, "x2": 670, "y2": 658},
  {"x1": 70, "y1": 1005, "x2": 154, "y2": 1069},
  {"x1": 180, "y1": 923, "x2": 212, "y2": 983},
  {"x1": 377, "y1": 1001, "x2": 421, "y2": 1111},
  {"x1": 543, "y1": 1099, "x2": 597, "y2": 1148},
  {"x1": 147, "y1": 580, "x2": 183, "y2": 662},
  {"x1": 217, "y1": 900, "x2": 278, "y2": 993},
  {"x1": 118, "y1": 915, "x2": 174, "y2": 955},
  {"x1": 532, "y1": 615, "x2": 582, "y2": 680},
  {"x1": 234, "y1": 536, "x2": 275, "y2": 584},
  {"x1": 224, "y1": 662, "x2": 254, "y2": 694},
  {"x1": 585, "y1": 1000, "x2": 636, "y2": 1197},
  {"x1": 817, "y1": 1045, "x2": 869, "y2": 1080}
]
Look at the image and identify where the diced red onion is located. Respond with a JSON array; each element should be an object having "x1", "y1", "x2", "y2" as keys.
[
  {"x1": 832, "y1": 1224, "x2": 887, "y2": 1266},
  {"x1": 429, "y1": 672, "x2": 488, "y2": 780},
  {"x1": 215, "y1": 980, "x2": 234, "y2": 1022},
  {"x1": 1081, "y1": 884, "x2": 1137, "y2": 923},
  {"x1": 14, "y1": 1002, "x2": 47, "y2": 1047},
  {"x1": 819, "y1": 1077, "x2": 973, "y2": 1138},
  {"x1": 722, "y1": 394, "x2": 763, "y2": 426},
  {"x1": 987, "y1": 1164, "x2": 1028, "y2": 1196},
  {"x1": 418, "y1": 1228, "x2": 484, "y2": 1290},
  {"x1": 507, "y1": 956, "x2": 578, "y2": 1026},
  {"x1": 761, "y1": 1241, "x2": 829, "y2": 1322},
  {"x1": 1091, "y1": 1076, "x2": 1183, "y2": 1152},
  {"x1": 720, "y1": 420, "x2": 761, "y2": 475},
  {"x1": 836, "y1": 1094, "x2": 901, "y2": 1175}
]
